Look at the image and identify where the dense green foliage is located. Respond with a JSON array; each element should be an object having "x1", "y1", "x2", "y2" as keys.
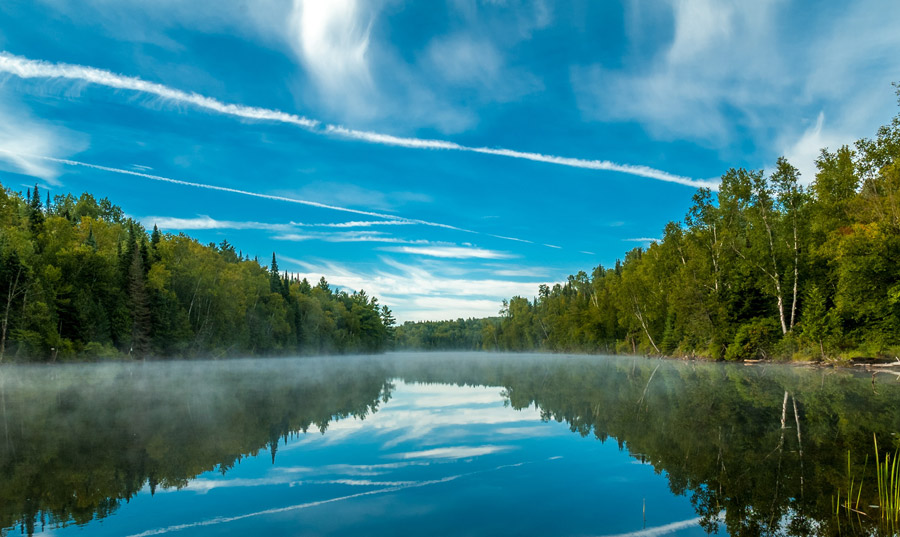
[
  {"x1": 0, "y1": 185, "x2": 394, "y2": 361},
  {"x1": 484, "y1": 92, "x2": 900, "y2": 360},
  {"x1": 394, "y1": 317, "x2": 491, "y2": 350}
]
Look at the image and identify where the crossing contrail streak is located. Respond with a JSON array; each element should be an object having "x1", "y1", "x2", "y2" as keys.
[
  {"x1": 0, "y1": 149, "x2": 474, "y2": 232},
  {"x1": 1, "y1": 150, "x2": 590, "y2": 252},
  {"x1": 0, "y1": 52, "x2": 718, "y2": 189}
]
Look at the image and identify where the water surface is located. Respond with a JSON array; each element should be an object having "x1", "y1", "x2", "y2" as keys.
[{"x1": 1, "y1": 353, "x2": 898, "y2": 536}]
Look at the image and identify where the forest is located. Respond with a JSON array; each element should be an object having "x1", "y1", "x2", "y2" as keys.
[
  {"x1": 0, "y1": 184, "x2": 395, "y2": 361},
  {"x1": 399, "y1": 91, "x2": 900, "y2": 361}
]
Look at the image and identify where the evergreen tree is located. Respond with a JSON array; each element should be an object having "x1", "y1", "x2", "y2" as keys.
[
  {"x1": 28, "y1": 183, "x2": 43, "y2": 230},
  {"x1": 269, "y1": 253, "x2": 283, "y2": 295}
]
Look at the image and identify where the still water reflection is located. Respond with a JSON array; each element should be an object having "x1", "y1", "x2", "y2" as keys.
[{"x1": 1, "y1": 353, "x2": 898, "y2": 536}]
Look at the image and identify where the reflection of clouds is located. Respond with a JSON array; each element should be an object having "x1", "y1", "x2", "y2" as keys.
[
  {"x1": 123, "y1": 380, "x2": 575, "y2": 537},
  {"x1": 161, "y1": 476, "x2": 302, "y2": 494},
  {"x1": 392, "y1": 445, "x2": 511, "y2": 460},
  {"x1": 126, "y1": 460, "x2": 538, "y2": 537},
  {"x1": 493, "y1": 426, "x2": 557, "y2": 437},
  {"x1": 304, "y1": 479, "x2": 419, "y2": 487},
  {"x1": 592, "y1": 517, "x2": 712, "y2": 537},
  {"x1": 166, "y1": 476, "x2": 421, "y2": 494},
  {"x1": 275, "y1": 461, "x2": 432, "y2": 476},
  {"x1": 284, "y1": 380, "x2": 542, "y2": 450},
  {"x1": 126, "y1": 475, "x2": 465, "y2": 537}
]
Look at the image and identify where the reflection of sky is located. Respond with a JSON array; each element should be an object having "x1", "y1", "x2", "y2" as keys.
[{"x1": 43, "y1": 381, "x2": 713, "y2": 537}]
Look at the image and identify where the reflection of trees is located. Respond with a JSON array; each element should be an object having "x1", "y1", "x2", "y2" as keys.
[
  {"x1": 386, "y1": 354, "x2": 900, "y2": 537},
  {"x1": 0, "y1": 359, "x2": 393, "y2": 535},
  {"x1": 2, "y1": 355, "x2": 898, "y2": 537}
]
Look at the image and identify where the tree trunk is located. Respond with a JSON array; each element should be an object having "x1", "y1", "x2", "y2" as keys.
[
  {"x1": 789, "y1": 215, "x2": 800, "y2": 331},
  {"x1": 0, "y1": 268, "x2": 24, "y2": 363},
  {"x1": 761, "y1": 211, "x2": 788, "y2": 334},
  {"x1": 632, "y1": 298, "x2": 661, "y2": 354}
]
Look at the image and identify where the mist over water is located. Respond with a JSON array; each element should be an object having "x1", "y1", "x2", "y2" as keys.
[{"x1": 1, "y1": 353, "x2": 899, "y2": 536}]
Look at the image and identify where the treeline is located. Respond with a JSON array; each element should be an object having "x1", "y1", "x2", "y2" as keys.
[
  {"x1": 394, "y1": 317, "x2": 490, "y2": 350},
  {"x1": 420, "y1": 91, "x2": 900, "y2": 361},
  {"x1": 0, "y1": 183, "x2": 395, "y2": 361}
]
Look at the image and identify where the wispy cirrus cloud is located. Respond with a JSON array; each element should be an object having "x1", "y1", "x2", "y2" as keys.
[
  {"x1": 143, "y1": 215, "x2": 417, "y2": 233},
  {"x1": 309, "y1": 220, "x2": 414, "y2": 228},
  {"x1": 273, "y1": 231, "x2": 432, "y2": 244},
  {"x1": 0, "y1": 52, "x2": 712, "y2": 188},
  {"x1": 289, "y1": 0, "x2": 376, "y2": 118},
  {"x1": 0, "y1": 151, "x2": 476, "y2": 231},
  {"x1": 144, "y1": 215, "x2": 295, "y2": 232},
  {"x1": 0, "y1": 95, "x2": 84, "y2": 185},
  {"x1": 572, "y1": 0, "x2": 900, "y2": 180},
  {"x1": 380, "y1": 246, "x2": 515, "y2": 260}
]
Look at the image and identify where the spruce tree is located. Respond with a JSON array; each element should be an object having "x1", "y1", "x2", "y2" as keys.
[
  {"x1": 28, "y1": 184, "x2": 43, "y2": 230},
  {"x1": 150, "y1": 225, "x2": 161, "y2": 248},
  {"x1": 269, "y1": 253, "x2": 283, "y2": 295}
]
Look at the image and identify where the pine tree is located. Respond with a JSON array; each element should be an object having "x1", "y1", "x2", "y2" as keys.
[
  {"x1": 28, "y1": 183, "x2": 43, "y2": 230},
  {"x1": 269, "y1": 253, "x2": 283, "y2": 295},
  {"x1": 150, "y1": 224, "x2": 161, "y2": 247}
]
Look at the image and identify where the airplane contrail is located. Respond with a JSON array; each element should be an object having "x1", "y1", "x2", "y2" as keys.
[
  {"x1": 0, "y1": 52, "x2": 718, "y2": 189},
  {"x1": 3, "y1": 150, "x2": 582, "y2": 252}
]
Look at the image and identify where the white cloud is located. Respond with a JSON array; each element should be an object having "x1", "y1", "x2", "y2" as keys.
[
  {"x1": 286, "y1": 181, "x2": 432, "y2": 212},
  {"x1": 143, "y1": 215, "x2": 295, "y2": 232},
  {"x1": 4, "y1": 153, "x2": 480, "y2": 233},
  {"x1": 423, "y1": 33, "x2": 541, "y2": 103},
  {"x1": 283, "y1": 257, "x2": 554, "y2": 321},
  {"x1": 0, "y1": 53, "x2": 712, "y2": 188},
  {"x1": 491, "y1": 267, "x2": 548, "y2": 277},
  {"x1": 0, "y1": 52, "x2": 318, "y2": 129},
  {"x1": 308, "y1": 220, "x2": 415, "y2": 228},
  {"x1": 0, "y1": 97, "x2": 83, "y2": 185},
  {"x1": 573, "y1": 0, "x2": 783, "y2": 142},
  {"x1": 274, "y1": 231, "x2": 432, "y2": 244},
  {"x1": 289, "y1": 0, "x2": 376, "y2": 117},
  {"x1": 381, "y1": 246, "x2": 515, "y2": 260},
  {"x1": 573, "y1": 0, "x2": 900, "y2": 176},
  {"x1": 780, "y1": 112, "x2": 838, "y2": 184}
]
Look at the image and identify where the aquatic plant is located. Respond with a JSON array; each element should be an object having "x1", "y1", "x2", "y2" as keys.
[
  {"x1": 834, "y1": 435, "x2": 900, "y2": 536},
  {"x1": 834, "y1": 451, "x2": 869, "y2": 533},
  {"x1": 875, "y1": 434, "x2": 900, "y2": 535}
]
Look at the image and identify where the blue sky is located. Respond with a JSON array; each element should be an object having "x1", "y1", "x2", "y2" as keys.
[{"x1": 0, "y1": 0, "x2": 898, "y2": 321}]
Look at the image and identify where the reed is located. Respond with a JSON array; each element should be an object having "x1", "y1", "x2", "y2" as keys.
[
  {"x1": 874, "y1": 434, "x2": 900, "y2": 535},
  {"x1": 834, "y1": 450, "x2": 868, "y2": 532}
]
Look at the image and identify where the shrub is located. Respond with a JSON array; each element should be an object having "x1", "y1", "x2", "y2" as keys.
[{"x1": 724, "y1": 318, "x2": 781, "y2": 361}]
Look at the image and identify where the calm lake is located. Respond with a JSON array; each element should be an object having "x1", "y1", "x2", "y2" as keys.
[{"x1": 1, "y1": 353, "x2": 898, "y2": 536}]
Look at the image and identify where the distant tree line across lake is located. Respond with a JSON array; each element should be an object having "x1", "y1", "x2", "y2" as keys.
[
  {"x1": 0, "y1": 184, "x2": 395, "y2": 362},
  {"x1": 397, "y1": 90, "x2": 900, "y2": 361}
]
